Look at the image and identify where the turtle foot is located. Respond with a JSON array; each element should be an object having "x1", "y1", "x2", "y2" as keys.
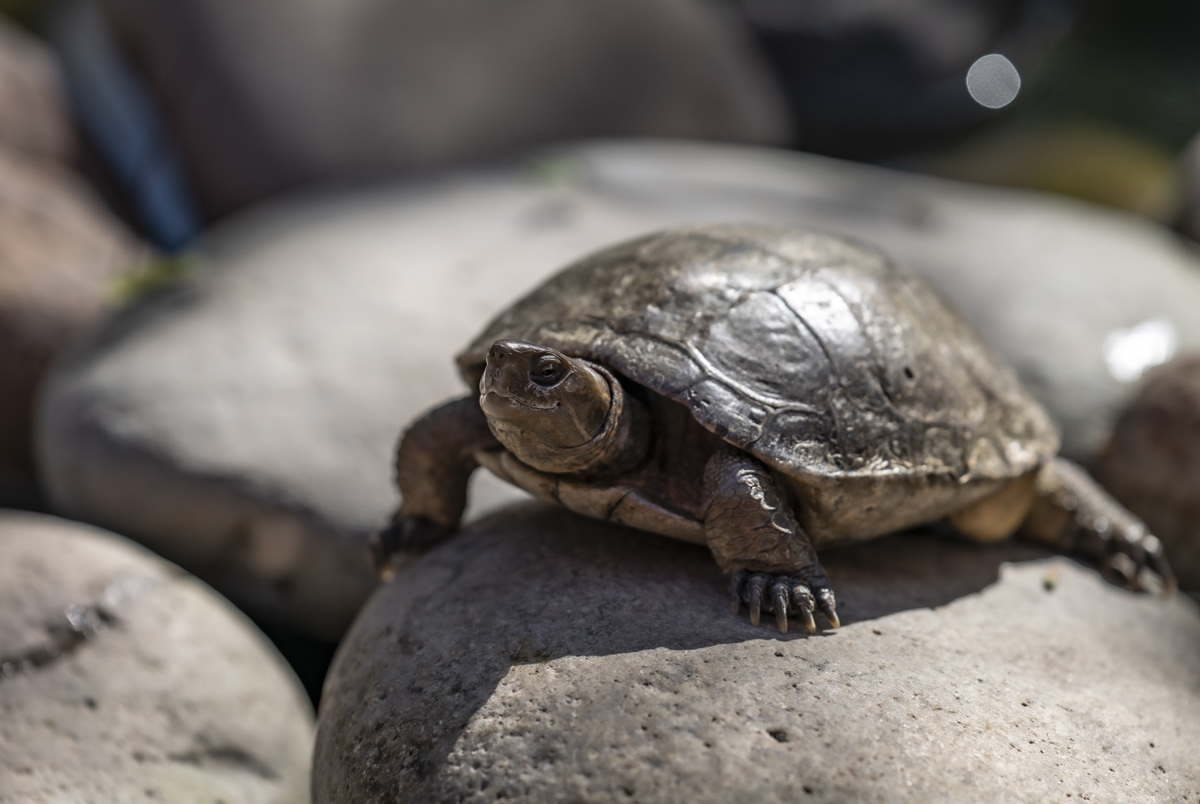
[
  {"x1": 730, "y1": 565, "x2": 838, "y2": 634},
  {"x1": 1024, "y1": 458, "x2": 1177, "y2": 596},
  {"x1": 1098, "y1": 529, "x2": 1176, "y2": 595},
  {"x1": 369, "y1": 516, "x2": 454, "y2": 581}
]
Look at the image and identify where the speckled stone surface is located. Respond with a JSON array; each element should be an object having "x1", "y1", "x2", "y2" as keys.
[
  {"x1": 0, "y1": 511, "x2": 314, "y2": 804},
  {"x1": 38, "y1": 140, "x2": 1200, "y2": 637},
  {"x1": 314, "y1": 503, "x2": 1200, "y2": 803}
]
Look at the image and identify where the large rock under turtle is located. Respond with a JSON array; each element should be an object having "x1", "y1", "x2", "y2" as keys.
[{"x1": 375, "y1": 224, "x2": 1173, "y2": 633}]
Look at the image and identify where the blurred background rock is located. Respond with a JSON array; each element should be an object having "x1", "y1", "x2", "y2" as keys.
[
  {"x1": 3, "y1": 0, "x2": 1200, "y2": 782},
  {"x1": 0, "y1": 11, "x2": 145, "y2": 513},
  {"x1": 93, "y1": 0, "x2": 792, "y2": 222}
]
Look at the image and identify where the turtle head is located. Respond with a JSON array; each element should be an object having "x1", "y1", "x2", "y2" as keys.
[{"x1": 479, "y1": 339, "x2": 646, "y2": 475}]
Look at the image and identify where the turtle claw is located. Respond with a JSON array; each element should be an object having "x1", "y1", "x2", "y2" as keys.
[
  {"x1": 1141, "y1": 535, "x2": 1176, "y2": 595},
  {"x1": 790, "y1": 582, "x2": 817, "y2": 634},
  {"x1": 747, "y1": 575, "x2": 767, "y2": 626},
  {"x1": 771, "y1": 580, "x2": 790, "y2": 633},
  {"x1": 729, "y1": 567, "x2": 837, "y2": 634},
  {"x1": 1100, "y1": 527, "x2": 1176, "y2": 596},
  {"x1": 823, "y1": 605, "x2": 840, "y2": 630},
  {"x1": 369, "y1": 515, "x2": 453, "y2": 580},
  {"x1": 799, "y1": 563, "x2": 839, "y2": 630},
  {"x1": 814, "y1": 587, "x2": 839, "y2": 629}
]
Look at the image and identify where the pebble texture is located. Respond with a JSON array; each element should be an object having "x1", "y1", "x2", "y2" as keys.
[
  {"x1": 1097, "y1": 354, "x2": 1200, "y2": 590},
  {"x1": 0, "y1": 511, "x2": 314, "y2": 804},
  {"x1": 100, "y1": 0, "x2": 789, "y2": 217},
  {"x1": 38, "y1": 140, "x2": 1200, "y2": 636},
  {"x1": 313, "y1": 503, "x2": 1200, "y2": 803}
]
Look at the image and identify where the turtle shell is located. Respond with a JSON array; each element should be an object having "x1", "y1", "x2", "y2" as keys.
[{"x1": 459, "y1": 224, "x2": 1059, "y2": 539}]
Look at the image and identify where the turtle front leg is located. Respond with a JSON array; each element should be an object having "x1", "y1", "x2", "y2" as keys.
[
  {"x1": 1021, "y1": 457, "x2": 1176, "y2": 593},
  {"x1": 371, "y1": 395, "x2": 501, "y2": 579},
  {"x1": 701, "y1": 449, "x2": 838, "y2": 633}
]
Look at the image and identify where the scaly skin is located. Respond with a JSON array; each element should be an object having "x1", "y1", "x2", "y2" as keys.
[
  {"x1": 370, "y1": 396, "x2": 499, "y2": 578},
  {"x1": 1023, "y1": 457, "x2": 1175, "y2": 593},
  {"x1": 701, "y1": 449, "x2": 837, "y2": 633}
]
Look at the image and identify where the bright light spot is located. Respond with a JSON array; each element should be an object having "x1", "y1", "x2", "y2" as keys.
[
  {"x1": 966, "y1": 54, "x2": 1020, "y2": 109},
  {"x1": 1103, "y1": 318, "x2": 1177, "y2": 382}
]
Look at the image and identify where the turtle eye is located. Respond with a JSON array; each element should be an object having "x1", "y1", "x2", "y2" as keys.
[{"x1": 531, "y1": 356, "x2": 565, "y2": 386}]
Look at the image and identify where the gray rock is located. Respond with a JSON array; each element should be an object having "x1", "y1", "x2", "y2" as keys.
[
  {"x1": 39, "y1": 140, "x2": 1200, "y2": 637},
  {"x1": 0, "y1": 13, "x2": 118, "y2": 508},
  {"x1": 0, "y1": 145, "x2": 144, "y2": 509},
  {"x1": 1096, "y1": 354, "x2": 1200, "y2": 591},
  {"x1": 1178, "y1": 131, "x2": 1200, "y2": 243},
  {"x1": 0, "y1": 511, "x2": 313, "y2": 804},
  {"x1": 100, "y1": 0, "x2": 790, "y2": 217},
  {"x1": 313, "y1": 503, "x2": 1200, "y2": 803}
]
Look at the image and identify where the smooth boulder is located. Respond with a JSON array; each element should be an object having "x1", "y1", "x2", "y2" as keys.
[
  {"x1": 0, "y1": 511, "x2": 313, "y2": 803},
  {"x1": 1178, "y1": 131, "x2": 1200, "y2": 243},
  {"x1": 0, "y1": 16, "x2": 74, "y2": 163},
  {"x1": 0, "y1": 145, "x2": 144, "y2": 509},
  {"x1": 100, "y1": 0, "x2": 789, "y2": 217},
  {"x1": 38, "y1": 140, "x2": 1200, "y2": 637},
  {"x1": 0, "y1": 13, "x2": 137, "y2": 509},
  {"x1": 1097, "y1": 354, "x2": 1200, "y2": 590},
  {"x1": 313, "y1": 503, "x2": 1200, "y2": 803}
]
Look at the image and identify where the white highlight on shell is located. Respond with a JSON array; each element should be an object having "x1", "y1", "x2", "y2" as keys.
[
  {"x1": 1103, "y1": 318, "x2": 1178, "y2": 383},
  {"x1": 966, "y1": 54, "x2": 1021, "y2": 109}
]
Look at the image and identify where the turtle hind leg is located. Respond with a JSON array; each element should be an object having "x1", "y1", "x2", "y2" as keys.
[
  {"x1": 702, "y1": 449, "x2": 837, "y2": 633},
  {"x1": 1021, "y1": 457, "x2": 1176, "y2": 593},
  {"x1": 949, "y1": 471, "x2": 1038, "y2": 544}
]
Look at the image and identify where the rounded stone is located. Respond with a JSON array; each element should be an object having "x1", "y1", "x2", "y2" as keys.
[
  {"x1": 0, "y1": 145, "x2": 144, "y2": 509},
  {"x1": 0, "y1": 12, "x2": 136, "y2": 510},
  {"x1": 100, "y1": 0, "x2": 789, "y2": 218},
  {"x1": 313, "y1": 503, "x2": 1200, "y2": 803},
  {"x1": 0, "y1": 16, "x2": 75, "y2": 163},
  {"x1": 38, "y1": 140, "x2": 1200, "y2": 637},
  {"x1": 1096, "y1": 354, "x2": 1200, "y2": 590},
  {"x1": 0, "y1": 511, "x2": 314, "y2": 803},
  {"x1": 1177, "y1": 131, "x2": 1200, "y2": 243}
]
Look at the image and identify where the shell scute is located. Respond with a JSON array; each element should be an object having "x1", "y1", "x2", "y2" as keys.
[
  {"x1": 689, "y1": 290, "x2": 831, "y2": 409},
  {"x1": 459, "y1": 224, "x2": 1059, "y2": 487},
  {"x1": 682, "y1": 378, "x2": 764, "y2": 447}
]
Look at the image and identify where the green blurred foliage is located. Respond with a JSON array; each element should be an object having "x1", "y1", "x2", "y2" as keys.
[
  {"x1": 924, "y1": 120, "x2": 1180, "y2": 219},
  {"x1": 109, "y1": 256, "x2": 192, "y2": 304}
]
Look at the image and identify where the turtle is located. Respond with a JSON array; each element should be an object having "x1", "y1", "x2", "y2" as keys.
[{"x1": 373, "y1": 223, "x2": 1175, "y2": 633}]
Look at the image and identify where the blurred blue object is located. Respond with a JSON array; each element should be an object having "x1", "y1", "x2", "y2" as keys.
[{"x1": 49, "y1": 0, "x2": 200, "y2": 250}]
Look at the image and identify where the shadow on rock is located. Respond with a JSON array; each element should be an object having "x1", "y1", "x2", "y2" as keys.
[{"x1": 314, "y1": 502, "x2": 1052, "y2": 802}]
